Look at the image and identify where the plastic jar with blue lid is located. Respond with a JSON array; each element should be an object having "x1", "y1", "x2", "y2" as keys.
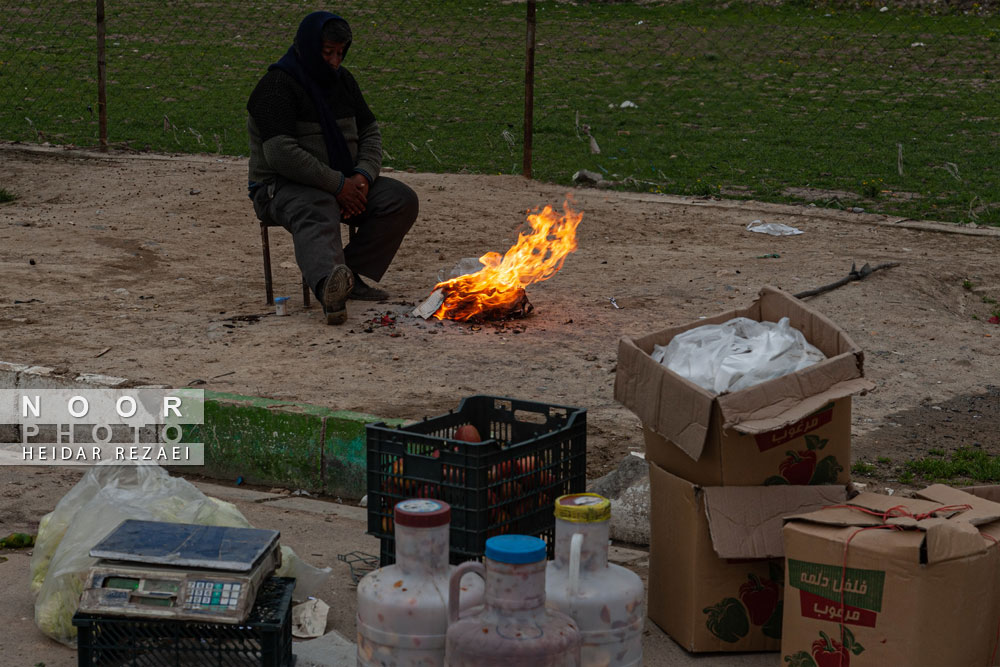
[
  {"x1": 484, "y1": 534, "x2": 547, "y2": 564},
  {"x1": 445, "y1": 535, "x2": 582, "y2": 666}
]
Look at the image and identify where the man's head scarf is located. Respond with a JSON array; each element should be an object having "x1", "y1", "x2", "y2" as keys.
[{"x1": 269, "y1": 11, "x2": 354, "y2": 174}]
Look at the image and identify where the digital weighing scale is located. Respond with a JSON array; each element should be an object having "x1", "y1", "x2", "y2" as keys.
[{"x1": 78, "y1": 519, "x2": 282, "y2": 624}]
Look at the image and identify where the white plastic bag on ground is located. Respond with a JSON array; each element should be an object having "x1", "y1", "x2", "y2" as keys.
[
  {"x1": 651, "y1": 317, "x2": 826, "y2": 394},
  {"x1": 276, "y1": 545, "x2": 332, "y2": 601},
  {"x1": 30, "y1": 464, "x2": 330, "y2": 646},
  {"x1": 746, "y1": 220, "x2": 803, "y2": 236}
]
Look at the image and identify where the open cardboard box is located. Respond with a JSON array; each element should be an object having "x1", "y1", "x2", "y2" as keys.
[
  {"x1": 781, "y1": 484, "x2": 1000, "y2": 666},
  {"x1": 648, "y1": 460, "x2": 847, "y2": 652},
  {"x1": 616, "y1": 286, "x2": 874, "y2": 486}
]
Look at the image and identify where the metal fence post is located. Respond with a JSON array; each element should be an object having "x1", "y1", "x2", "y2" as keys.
[
  {"x1": 97, "y1": 0, "x2": 107, "y2": 151},
  {"x1": 522, "y1": 0, "x2": 536, "y2": 179}
]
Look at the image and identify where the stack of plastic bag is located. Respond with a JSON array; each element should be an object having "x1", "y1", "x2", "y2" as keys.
[{"x1": 651, "y1": 316, "x2": 825, "y2": 395}]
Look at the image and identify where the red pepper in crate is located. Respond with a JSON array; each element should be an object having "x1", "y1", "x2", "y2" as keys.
[
  {"x1": 454, "y1": 425, "x2": 481, "y2": 442},
  {"x1": 366, "y1": 395, "x2": 588, "y2": 566},
  {"x1": 381, "y1": 458, "x2": 408, "y2": 495}
]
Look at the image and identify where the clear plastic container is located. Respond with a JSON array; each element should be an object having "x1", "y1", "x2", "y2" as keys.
[
  {"x1": 357, "y1": 499, "x2": 484, "y2": 666},
  {"x1": 545, "y1": 494, "x2": 644, "y2": 667},
  {"x1": 445, "y1": 535, "x2": 581, "y2": 666}
]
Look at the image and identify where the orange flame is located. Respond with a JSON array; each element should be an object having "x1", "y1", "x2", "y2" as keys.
[{"x1": 432, "y1": 200, "x2": 584, "y2": 321}]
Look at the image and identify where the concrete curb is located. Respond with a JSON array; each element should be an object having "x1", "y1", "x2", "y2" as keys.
[
  {"x1": 0, "y1": 361, "x2": 404, "y2": 500},
  {"x1": 187, "y1": 391, "x2": 400, "y2": 500}
]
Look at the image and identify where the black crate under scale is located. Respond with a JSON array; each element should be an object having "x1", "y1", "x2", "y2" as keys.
[
  {"x1": 72, "y1": 576, "x2": 296, "y2": 667},
  {"x1": 366, "y1": 395, "x2": 587, "y2": 566}
]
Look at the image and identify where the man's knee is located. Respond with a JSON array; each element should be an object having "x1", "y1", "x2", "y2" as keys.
[
  {"x1": 376, "y1": 178, "x2": 418, "y2": 221},
  {"x1": 383, "y1": 181, "x2": 418, "y2": 233},
  {"x1": 400, "y1": 184, "x2": 419, "y2": 227}
]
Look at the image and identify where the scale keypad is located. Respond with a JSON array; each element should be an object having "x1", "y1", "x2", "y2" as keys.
[{"x1": 185, "y1": 581, "x2": 242, "y2": 610}]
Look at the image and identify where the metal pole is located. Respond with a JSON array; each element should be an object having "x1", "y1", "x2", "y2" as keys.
[
  {"x1": 97, "y1": 0, "x2": 108, "y2": 151},
  {"x1": 522, "y1": 0, "x2": 536, "y2": 179}
]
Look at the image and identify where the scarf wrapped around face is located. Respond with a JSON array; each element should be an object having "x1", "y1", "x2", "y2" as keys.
[{"x1": 269, "y1": 11, "x2": 354, "y2": 175}]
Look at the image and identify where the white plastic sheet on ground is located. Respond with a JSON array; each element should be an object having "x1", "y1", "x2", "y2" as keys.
[
  {"x1": 651, "y1": 317, "x2": 826, "y2": 395},
  {"x1": 746, "y1": 220, "x2": 804, "y2": 236},
  {"x1": 30, "y1": 464, "x2": 329, "y2": 646}
]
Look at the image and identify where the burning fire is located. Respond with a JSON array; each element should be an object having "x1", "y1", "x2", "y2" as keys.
[{"x1": 431, "y1": 201, "x2": 584, "y2": 321}]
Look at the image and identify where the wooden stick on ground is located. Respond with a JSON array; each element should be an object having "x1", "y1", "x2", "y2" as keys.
[{"x1": 794, "y1": 261, "x2": 900, "y2": 300}]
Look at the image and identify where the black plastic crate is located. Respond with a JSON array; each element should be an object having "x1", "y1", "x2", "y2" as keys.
[
  {"x1": 72, "y1": 576, "x2": 296, "y2": 667},
  {"x1": 367, "y1": 395, "x2": 587, "y2": 566}
]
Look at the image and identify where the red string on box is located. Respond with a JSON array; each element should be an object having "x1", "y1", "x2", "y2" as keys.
[{"x1": 818, "y1": 503, "x2": 1000, "y2": 666}]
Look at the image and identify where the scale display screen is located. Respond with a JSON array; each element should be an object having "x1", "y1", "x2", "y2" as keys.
[
  {"x1": 104, "y1": 577, "x2": 139, "y2": 591},
  {"x1": 135, "y1": 597, "x2": 173, "y2": 607},
  {"x1": 145, "y1": 579, "x2": 180, "y2": 593}
]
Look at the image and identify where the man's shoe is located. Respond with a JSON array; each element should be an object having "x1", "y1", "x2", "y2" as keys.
[
  {"x1": 321, "y1": 265, "x2": 354, "y2": 325},
  {"x1": 350, "y1": 274, "x2": 390, "y2": 301}
]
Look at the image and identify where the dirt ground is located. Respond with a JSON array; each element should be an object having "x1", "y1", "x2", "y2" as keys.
[{"x1": 1, "y1": 143, "x2": 999, "y2": 490}]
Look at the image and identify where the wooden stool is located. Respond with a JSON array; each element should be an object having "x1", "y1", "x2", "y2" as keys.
[
  {"x1": 258, "y1": 221, "x2": 357, "y2": 307},
  {"x1": 259, "y1": 220, "x2": 311, "y2": 307}
]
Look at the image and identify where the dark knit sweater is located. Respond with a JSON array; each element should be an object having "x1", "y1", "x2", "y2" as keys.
[{"x1": 247, "y1": 66, "x2": 382, "y2": 195}]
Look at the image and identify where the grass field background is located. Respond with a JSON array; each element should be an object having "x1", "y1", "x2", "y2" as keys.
[{"x1": 2, "y1": 1, "x2": 998, "y2": 225}]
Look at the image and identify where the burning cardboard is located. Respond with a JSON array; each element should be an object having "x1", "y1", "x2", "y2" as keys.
[{"x1": 414, "y1": 201, "x2": 583, "y2": 322}]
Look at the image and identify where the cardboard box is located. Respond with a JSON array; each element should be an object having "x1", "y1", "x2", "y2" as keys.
[
  {"x1": 616, "y1": 286, "x2": 874, "y2": 486},
  {"x1": 647, "y1": 461, "x2": 847, "y2": 652},
  {"x1": 781, "y1": 485, "x2": 1000, "y2": 666}
]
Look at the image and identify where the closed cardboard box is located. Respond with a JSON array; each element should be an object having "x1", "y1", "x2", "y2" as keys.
[
  {"x1": 617, "y1": 286, "x2": 873, "y2": 486},
  {"x1": 647, "y1": 461, "x2": 846, "y2": 652},
  {"x1": 781, "y1": 484, "x2": 1000, "y2": 666}
]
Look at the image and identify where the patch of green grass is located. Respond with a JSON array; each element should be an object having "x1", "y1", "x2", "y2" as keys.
[
  {"x1": 860, "y1": 178, "x2": 885, "y2": 199},
  {"x1": 2, "y1": 1, "x2": 998, "y2": 225},
  {"x1": 963, "y1": 279, "x2": 975, "y2": 290},
  {"x1": 0, "y1": 188, "x2": 15, "y2": 203},
  {"x1": 852, "y1": 461, "x2": 877, "y2": 476},
  {"x1": 903, "y1": 447, "x2": 1000, "y2": 484},
  {"x1": 876, "y1": 456, "x2": 892, "y2": 465}
]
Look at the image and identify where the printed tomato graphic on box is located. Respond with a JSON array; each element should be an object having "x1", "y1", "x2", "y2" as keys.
[
  {"x1": 705, "y1": 565, "x2": 784, "y2": 642},
  {"x1": 783, "y1": 629, "x2": 865, "y2": 667},
  {"x1": 765, "y1": 434, "x2": 843, "y2": 486}
]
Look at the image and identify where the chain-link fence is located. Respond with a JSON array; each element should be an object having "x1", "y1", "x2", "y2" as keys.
[{"x1": 2, "y1": 1, "x2": 998, "y2": 224}]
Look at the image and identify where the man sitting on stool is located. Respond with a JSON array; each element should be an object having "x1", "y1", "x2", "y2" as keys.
[{"x1": 247, "y1": 11, "x2": 418, "y2": 324}]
